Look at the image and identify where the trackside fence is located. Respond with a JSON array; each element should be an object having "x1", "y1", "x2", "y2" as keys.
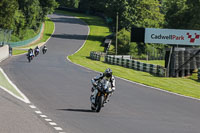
[
  {"x1": 9, "y1": 23, "x2": 43, "y2": 48},
  {"x1": 90, "y1": 51, "x2": 106, "y2": 61},
  {"x1": 198, "y1": 68, "x2": 200, "y2": 81},
  {"x1": 105, "y1": 55, "x2": 166, "y2": 77},
  {"x1": 90, "y1": 51, "x2": 166, "y2": 76}
]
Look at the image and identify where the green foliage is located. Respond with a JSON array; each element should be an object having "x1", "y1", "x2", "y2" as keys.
[
  {"x1": 39, "y1": 0, "x2": 59, "y2": 22},
  {"x1": 0, "y1": 0, "x2": 18, "y2": 30},
  {"x1": 115, "y1": 28, "x2": 130, "y2": 55},
  {"x1": 57, "y1": 0, "x2": 80, "y2": 8},
  {"x1": 163, "y1": 0, "x2": 200, "y2": 30},
  {"x1": 66, "y1": 10, "x2": 200, "y2": 100},
  {"x1": 133, "y1": 0, "x2": 164, "y2": 28},
  {"x1": 0, "y1": 0, "x2": 58, "y2": 41}
]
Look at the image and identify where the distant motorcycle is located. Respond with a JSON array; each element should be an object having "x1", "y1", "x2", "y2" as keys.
[
  {"x1": 34, "y1": 49, "x2": 39, "y2": 56},
  {"x1": 27, "y1": 53, "x2": 34, "y2": 62},
  {"x1": 90, "y1": 78, "x2": 112, "y2": 112},
  {"x1": 42, "y1": 46, "x2": 47, "y2": 54}
]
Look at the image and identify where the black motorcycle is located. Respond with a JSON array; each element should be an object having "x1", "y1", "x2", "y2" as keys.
[
  {"x1": 42, "y1": 47, "x2": 47, "y2": 54},
  {"x1": 91, "y1": 79, "x2": 112, "y2": 112},
  {"x1": 34, "y1": 49, "x2": 39, "y2": 57},
  {"x1": 27, "y1": 53, "x2": 34, "y2": 62}
]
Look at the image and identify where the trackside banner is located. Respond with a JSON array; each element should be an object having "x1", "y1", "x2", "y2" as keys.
[{"x1": 145, "y1": 28, "x2": 200, "y2": 45}]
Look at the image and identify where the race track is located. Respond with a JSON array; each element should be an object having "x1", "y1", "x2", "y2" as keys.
[{"x1": 1, "y1": 13, "x2": 200, "y2": 133}]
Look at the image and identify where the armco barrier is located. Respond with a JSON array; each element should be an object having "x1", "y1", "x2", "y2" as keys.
[
  {"x1": 9, "y1": 24, "x2": 43, "y2": 48},
  {"x1": 105, "y1": 55, "x2": 166, "y2": 77},
  {"x1": 90, "y1": 51, "x2": 106, "y2": 61},
  {"x1": 0, "y1": 45, "x2": 9, "y2": 62}
]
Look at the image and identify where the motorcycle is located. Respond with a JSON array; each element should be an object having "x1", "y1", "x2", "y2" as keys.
[
  {"x1": 90, "y1": 78, "x2": 112, "y2": 112},
  {"x1": 27, "y1": 53, "x2": 34, "y2": 62},
  {"x1": 42, "y1": 47, "x2": 47, "y2": 54},
  {"x1": 34, "y1": 49, "x2": 39, "y2": 57}
]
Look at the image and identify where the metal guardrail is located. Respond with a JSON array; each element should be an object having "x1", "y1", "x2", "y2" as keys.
[
  {"x1": 0, "y1": 29, "x2": 12, "y2": 46},
  {"x1": 9, "y1": 24, "x2": 43, "y2": 48},
  {"x1": 90, "y1": 51, "x2": 106, "y2": 61},
  {"x1": 105, "y1": 55, "x2": 166, "y2": 77}
]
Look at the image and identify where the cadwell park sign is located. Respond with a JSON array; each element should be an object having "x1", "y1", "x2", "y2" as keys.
[
  {"x1": 131, "y1": 27, "x2": 200, "y2": 46},
  {"x1": 145, "y1": 28, "x2": 200, "y2": 45}
]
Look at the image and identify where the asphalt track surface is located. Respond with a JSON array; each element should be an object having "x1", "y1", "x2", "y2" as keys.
[{"x1": 1, "y1": 14, "x2": 200, "y2": 133}]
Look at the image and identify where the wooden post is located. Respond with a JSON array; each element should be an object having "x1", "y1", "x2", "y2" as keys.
[{"x1": 180, "y1": 50, "x2": 185, "y2": 77}]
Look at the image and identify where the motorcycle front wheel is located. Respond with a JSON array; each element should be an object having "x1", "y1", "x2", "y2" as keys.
[{"x1": 95, "y1": 95, "x2": 104, "y2": 112}]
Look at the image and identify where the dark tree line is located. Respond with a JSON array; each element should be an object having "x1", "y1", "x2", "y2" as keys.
[
  {"x1": 56, "y1": 0, "x2": 200, "y2": 57},
  {"x1": 0, "y1": 0, "x2": 58, "y2": 39}
]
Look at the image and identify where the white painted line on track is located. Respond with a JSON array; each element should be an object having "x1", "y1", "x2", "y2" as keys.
[
  {"x1": 49, "y1": 122, "x2": 57, "y2": 126},
  {"x1": 40, "y1": 115, "x2": 47, "y2": 118},
  {"x1": 35, "y1": 111, "x2": 42, "y2": 114},
  {"x1": 45, "y1": 119, "x2": 52, "y2": 122},
  {"x1": 54, "y1": 127, "x2": 63, "y2": 131},
  {"x1": 0, "y1": 67, "x2": 30, "y2": 103},
  {"x1": 29, "y1": 105, "x2": 36, "y2": 109}
]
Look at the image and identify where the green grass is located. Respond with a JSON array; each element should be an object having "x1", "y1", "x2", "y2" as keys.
[
  {"x1": 37, "y1": 18, "x2": 55, "y2": 43},
  {"x1": 137, "y1": 60, "x2": 165, "y2": 66},
  {"x1": 11, "y1": 26, "x2": 41, "y2": 42},
  {"x1": 12, "y1": 49, "x2": 27, "y2": 55},
  {"x1": 0, "y1": 70, "x2": 23, "y2": 98},
  {"x1": 55, "y1": 10, "x2": 200, "y2": 99},
  {"x1": 17, "y1": 18, "x2": 54, "y2": 49},
  {"x1": 12, "y1": 18, "x2": 54, "y2": 55}
]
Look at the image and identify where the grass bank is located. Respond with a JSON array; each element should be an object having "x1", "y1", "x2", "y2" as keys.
[
  {"x1": 56, "y1": 10, "x2": 200, "y2": 99},
  {"x1": 0, "y1": 69, "x2": 22, "y2": 99},
  {"x1": 12, "y1": 18, "x2": 54, "y2": 55}
]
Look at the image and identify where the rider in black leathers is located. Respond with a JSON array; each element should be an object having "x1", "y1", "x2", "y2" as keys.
[{"x1": 90, "y1": 68, "x2": 116, "y2": 106}]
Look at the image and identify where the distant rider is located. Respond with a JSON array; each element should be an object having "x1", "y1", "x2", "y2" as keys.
[
  {"x1": 42, "y1": 45, "x2": 47, "y2": 54},
  {"x1": 34, "y1": 46, "x2": 40, "y2": 56},
  {"x1": 27, "y1": 48, "x2": 34, "y2": 57},
  {"x1": 90, "y1": 68, "x2": 116, "y2": 106}
]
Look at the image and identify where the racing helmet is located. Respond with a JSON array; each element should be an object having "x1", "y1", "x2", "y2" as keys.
[{"x1": 104, "y1": 68, "x2": 112, "y2": 78}]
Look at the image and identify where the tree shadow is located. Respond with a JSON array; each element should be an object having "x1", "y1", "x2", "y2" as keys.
[
  {"x1": 52, "y1": 13, "x2": 104, "y2": 27},
  {"x1": 50, "y1": 33, "x2": 87, "y2": 40},
  {"x1": 48, "y1": 33, "x2": 104, "y2": 42},
  {"x1": 57, "y1": 108, "x2": 95, "y2": 113},
  {"x1": 51, "y1": 16, "x2": 87, "y2": 26}
]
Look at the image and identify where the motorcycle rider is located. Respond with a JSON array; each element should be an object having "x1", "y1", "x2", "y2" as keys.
[
  {"x1": 90, "y1": 68, "x2": 115, "y2": 106},
  {"x1": 42, "y1": 45, "x2": 47, "y2": 54},
  {"x1": 34, "y1": 46, "x2": 40, "y2": 56},
  {"x1": 27, "y1": 48, "x2": 34, "y2": 57}
]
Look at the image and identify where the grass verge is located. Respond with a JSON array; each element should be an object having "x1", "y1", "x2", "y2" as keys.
[
  {"x1": 0, "y1": 69, "x2": 23, "y2": 98},
  {"x1": 137, "y1": 60, "x2": 165, "y2": 66},
  {"x1": 0, "y1": 17, "x2": 55, "y2": 100},
  {"x1": 56, "y1": 10, "x2": 200, "y2": 99},
  {"x1": 12, "y1": 17, "x2": 54, "y2": 55}
]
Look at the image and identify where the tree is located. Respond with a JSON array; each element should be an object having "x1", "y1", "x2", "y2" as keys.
[
  {"x1": 116, "y1": 28, "x2": 130, "y2": 55},
  {"x1": 163, "y1": 0, "x2": 188, "y2": 29},
  {"x1": 57, "y1": 0, "x2": 80, "y2": 8},
  {"x1": 0, "y1": 0, "x2": 18, "y2": 30},
  {"x1": 39, "y1": 0, "x2": 59, "y2": 22},
  {"x1": 185, "y1": 0, "x2": 200, "y2": 29},
  {"x1": 18, "y1": 0, "x2": 41, "y2": 30}
]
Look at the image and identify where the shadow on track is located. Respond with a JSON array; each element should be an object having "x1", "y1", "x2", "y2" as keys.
[{"x1": 57, "y1": 109, "x2": 95, "y2": 113}]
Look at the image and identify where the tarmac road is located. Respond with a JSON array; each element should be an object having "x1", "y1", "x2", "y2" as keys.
[{"x1": 1, "y1": 13, "x2": 200, "y2": 133}]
